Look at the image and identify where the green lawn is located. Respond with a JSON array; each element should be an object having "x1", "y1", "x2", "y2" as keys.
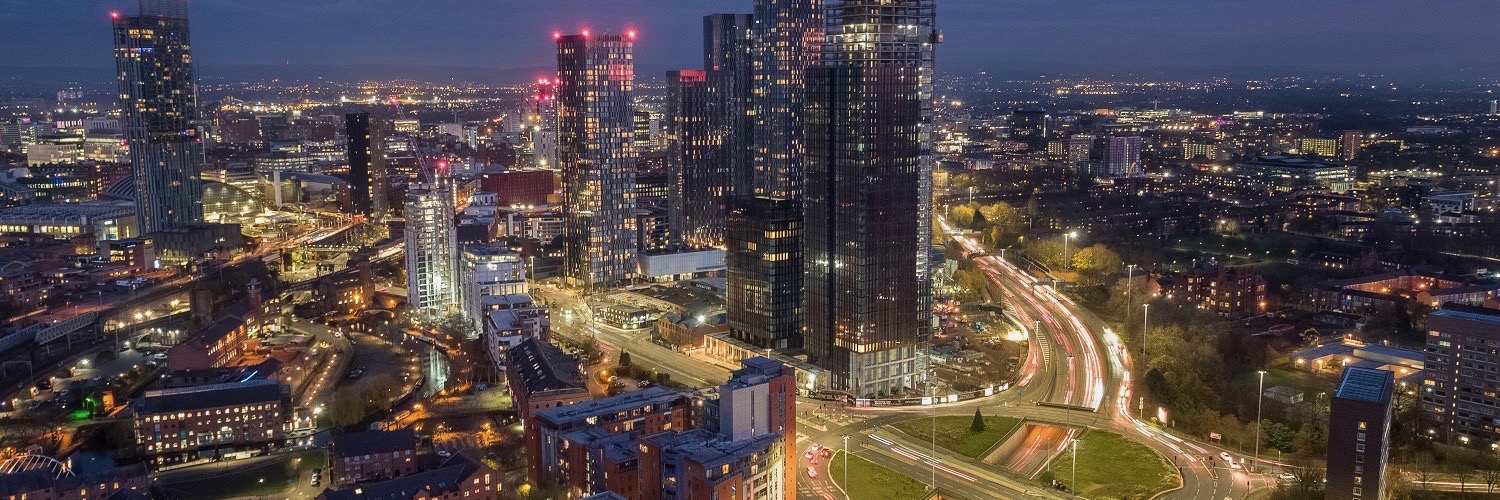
[
  {"x1": 1048, "y1": 430, "x2": 1180, "y2": 499},
  {"x1": 890, "y1": 415, "x2": 1022, "y2": 458},
  {"x1": 828, "y1": 450, "x2": 930, "y2": 500},
  {"x1": 163, "y1": 449, "x2": 326, "y2": 499}
]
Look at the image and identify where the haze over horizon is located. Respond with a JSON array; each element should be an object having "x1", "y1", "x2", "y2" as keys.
[{"x1": 4, "y1": 0, "x2": 1500, "y2": 87}]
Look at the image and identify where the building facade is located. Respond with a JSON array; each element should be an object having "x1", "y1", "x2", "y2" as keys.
[
  {"x1": 556, "y1": 33, "x2": 638, "y2": 287},
  {"x1": 133, "y1": 380, "x2": 289, "y2": 464},
  {"x1": 404, "y1": 178, "x2": 460, "y2": 318},
  {"x1": 704, "y1": 13, "x2": 755, "y2": 200},
  {"x1": 1327, "y1": 367, "x2": 1394, "y2": 500},
  {"x1": 113, "y1": 0, "x2": 205, "y2": 234},
  {"x1": 459, "y1": 244, "x2": 528, "y2": 332},
  {"x1": 725, "y1": 197, "x2": 802, "y2": 349},
  {"x1": 666, "y1": 69, "x2": 727, "y2": 249},
  {"x1": 345, "y1": 112, "x2": 388, "y2": 219},
  {"x1": 802, "y1": 0, "x2": 933, "y2": 396},
  {"x1": 330, "y1": 429, "x2": 420, "y2": 486},
  {"x1": 1422, "y1": 305, "x2": 1500, "y2": 446}
]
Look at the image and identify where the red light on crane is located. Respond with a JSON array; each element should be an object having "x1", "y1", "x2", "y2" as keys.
[{"x1": 435, "y1": 159, "x2": 449, "y2": 171}]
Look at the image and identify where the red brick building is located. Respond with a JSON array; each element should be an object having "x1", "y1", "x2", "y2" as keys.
[
  {"x1": 479, "y1": 169, "x2": 556, "y2": 207},
  {"x1": 330, "y1": 429, "x2": 420, "y2": 485},
  {"x1": 318, "y1": 453, "x2": 500, "y2": 500},
  {"x1": 505, "y1": 338, "x2": 590, "y2": 485},
  {"x1": 133, "y1": 379, "x2": 290, "y2": 465}
]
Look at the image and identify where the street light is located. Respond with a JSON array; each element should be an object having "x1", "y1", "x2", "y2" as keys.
[
  {"x1": 1070, "y1": 438, "x2": 1079, "y2": 500},
  {"x1": 842, "y1": 434, "x2": 850, "y2": 496},
  {"x1": 1063, "y1": 231, "x2": 1077, "y2": 267},
  {"x1": 1254, "y1": 369, "x2": 1267, "y2": 472},
  {"x1": 1141, "y1": 303, "x2": 1150, "y2": 360}
]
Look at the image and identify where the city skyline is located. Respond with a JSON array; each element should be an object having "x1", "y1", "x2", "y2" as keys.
[{"x1": 7, "y1": 0, "x2": 1500, "y2": 87}]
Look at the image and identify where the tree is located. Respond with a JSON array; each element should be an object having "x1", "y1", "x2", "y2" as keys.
[
  {"x1": 950, "y1": 205, "x2": 977, "y2": 228},
  {"x1": 329, "y1": 388, "x2": 365, "y2": 427},
  {"x1": 971, "y1": 409, "x2": 986, "y2": 433},
  {"x1": 1454, "y1": 464, "x2": 1474, "y2": 493},
  {"x1": 1481, "y1": 463, "x2": 1500, "y2": 493},
  {"x1": 618, "y1": 350, "x2": 632, "y2": 369},
  {"x1": 1261, "y1": 420, "x2": 1294, "y2": 452}
]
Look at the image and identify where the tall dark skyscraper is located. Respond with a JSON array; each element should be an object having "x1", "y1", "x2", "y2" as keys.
[
  {"x1": 345, "y1": 112, "x2": 387, "y2": 219},
  {"x1": 751, "y1": 0, "x2": 823, "y2": 200},
  {"x1": 665, "y1": 70, "x2": 725, "y2": 249},
  {"x1": 726, "y1": 1, "x2": 822, "y2": 355},
  {"x1": 804, "y1": 0, "x2": 934, "y2": 395},
  {"x1": 113, "y1": 0, "x2": 204, "y2": 234},
  {"x1": 704, "y1": 13, "x2": 755, "y2": 199},
  {"x1": 556, "y1": 32, "x2": 638, "y2": 287},
  {"x1": 1326, "y1": 366, "x2": 1394, "y2": 500},
  {"x1": 1010, "y1": 109, "x2": 1049, "y2": 151},
  {"x1": 726, "y1": 197, "x2": 803, "y2": 350}
]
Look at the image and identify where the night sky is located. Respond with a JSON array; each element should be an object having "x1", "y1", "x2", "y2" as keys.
[{"x1": 5, "y1": 0, "x2": 1500, "y2": 81}]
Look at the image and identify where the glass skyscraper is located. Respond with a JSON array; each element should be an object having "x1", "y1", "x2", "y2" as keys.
[
  {"x1": 665, "y1": 70, "x2": 725, "y2": 249},
  {"x1": 804, "y1": 0, "x2": 935, "y2": 396},
  {"x1": 113, "y1": 0, "x2": 204, "y2": 234},
  {"x1": 725, "y1": 1, "x2": 822, "y2": 353},
  {"x1": 404, "y1": 173, "x2": 460, "y2": 319},
  {"x1": 556, "y1": 33, "x2": 638, "y2": 287},
  {"x1": 703, "y1": 13, "x2": 755, "y2": 199},
  {"x1": 345, "y1": 112, "x2": 387, "y2": 219}
]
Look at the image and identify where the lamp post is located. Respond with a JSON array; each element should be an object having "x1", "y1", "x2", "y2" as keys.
[
  {"x1": 842, "y1": 434, "x2": 850, "y2": 496},
  {"x1": 1126, "y1": 263, "x2": 1137, "y2": 339},
  {"x1": 1254, "y1": 369, "x2": 1267, "y2": 472},
  {"x1": 1071, "y1": 438, "x2": 1079, "y2": 500},
  {"x1": 1141, "y1": 303, "x2": 1150, "y2": 360},
  {"x1": 1063, "y1": 231, "x2": 1077, "y2": 267}
]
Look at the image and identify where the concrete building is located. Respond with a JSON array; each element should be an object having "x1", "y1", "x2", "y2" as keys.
[
  {"x1": 1422, "y1": 305, "x2": 1500, "y2": 445},
  {"x1": 459, "y1": 244, "x2": 528, "y2": 332}
]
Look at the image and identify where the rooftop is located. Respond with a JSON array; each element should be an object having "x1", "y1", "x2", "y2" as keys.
[
  {"x1": 319, "y1": 454, "x2": 485, "y2": 500},
  {"x1": 138, "y1": 379, "x2": 284, "y2": 415},
  {"x1": 1431, "y1": 304, "x2": 1500, "y2": 325},
  {"x1": 505, "y1": 338, "x2": 584, "y2": 396},
  {"x1": 0, "y1": 201, "x2": 134, "y2": 223},
  {"x1": 536, "y1": 386, "x2": 684, "y2": 427},
  {"x1": 332, "y1": 429, "x2": 418, "y2": 458},
  {"x1": 1335, "y1": 366, "x2": 1394, "y2": 404}
]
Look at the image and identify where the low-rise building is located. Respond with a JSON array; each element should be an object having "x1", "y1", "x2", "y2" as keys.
[
  {"x1": 318, "y1": 453, "x2": 500, "y2": 500},
  {"x1": 0, "y1": 462, "x2": 150, "y2": 500},
  {"x1": 133, "y1": 379, "x2": 290, "y2": 464},
  {"x1": 330, "y1": 429, "x2": 420, "y2": 486},
  {"x1": 505, "y1": 337, "x2": 590, "y2": 485}
]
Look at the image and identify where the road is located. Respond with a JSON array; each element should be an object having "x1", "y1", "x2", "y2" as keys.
[
  {"x1": 531, "y1": 287, "x2": 731, "y2": 387},
  {"x1": 939, "y1": 216, "x2": 1273, "y2": 499}
]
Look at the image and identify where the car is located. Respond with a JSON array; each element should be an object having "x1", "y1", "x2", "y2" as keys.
[
  {"x1": 809, "y1": 443, "x2": 821, "y2": 452},
  {"x1": 310, "y1": 476, "x2": 320, "y2": 487},
  {"x1": 1219, "y1": 452, "x2": 1233, "y2": 463},
  {"x1": 1278, "y1": 472, "x2": 1296, "y2": 482},
  {"x1": 437, "y1": 450, "x2": 453, "y2": 458},
  {"x1": 1228, "y1": 460, "x2": 1242, "y2": 470},
  {"x1": 807, "y1": 467, "x2": 817, "y2": 478},
  {"x1": 804, "y1": 451, "x2": 814, "y2": 460},
  {"x1": 820, "y1": 448, "x2": 833, "y2": 459}
]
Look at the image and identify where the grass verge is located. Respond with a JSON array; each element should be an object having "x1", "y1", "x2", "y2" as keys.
[
  {"x1": 890, "y1": 415, "x2": 1022, "y2": 458},
  {"x1": 1046, "y1": 430, "x2": 1180, "y2": 499},
  {"x1": 828, "y1": 450, "x2": 931, "y2": 500}
]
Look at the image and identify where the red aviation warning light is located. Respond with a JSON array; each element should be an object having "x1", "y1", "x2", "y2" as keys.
[
  {"x1": 109, "y1": 11, "x2": 120, "y2": 19},
  {"x1": 626, "y1": 29, "x2": 637, "y2": 40},
  {"x1": 552, "y1": 31, "x2": 562, "y2": 41},
  {"x1": 581, "y1": 28, "x2": 590, "y2": 37}
]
